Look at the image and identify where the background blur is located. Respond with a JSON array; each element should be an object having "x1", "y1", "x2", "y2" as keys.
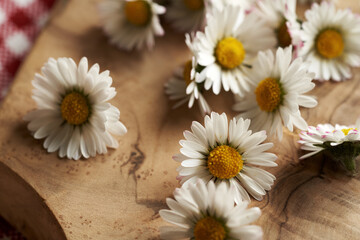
[{"x1": 0, "y1": 0, "x2": 56, "y2": 239}]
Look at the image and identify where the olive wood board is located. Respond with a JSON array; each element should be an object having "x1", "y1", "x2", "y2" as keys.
[{"x1": 0, "y1": 0, "x2": 360, "y2": 239}]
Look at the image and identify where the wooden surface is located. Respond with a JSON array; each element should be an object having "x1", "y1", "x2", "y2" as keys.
[{"x1": 0, "y1": 0, "x2": 360, "y2": 239}]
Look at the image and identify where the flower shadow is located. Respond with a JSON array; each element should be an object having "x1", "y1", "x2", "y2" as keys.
[{"x1": 76, "y1": 26, "x2": 144, "y2": 74}]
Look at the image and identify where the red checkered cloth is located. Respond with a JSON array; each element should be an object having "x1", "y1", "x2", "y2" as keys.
[
  {"x1": 0, "y1": 0, "x2": 56, "y2": 101},
  {"x1": 0, "y1": 0, "x2": 56, "y2": 239}
]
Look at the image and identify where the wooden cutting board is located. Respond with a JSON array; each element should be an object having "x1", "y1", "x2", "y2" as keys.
[{"x1": 0, "y1": 0, "x2": 360, "y2": 239}]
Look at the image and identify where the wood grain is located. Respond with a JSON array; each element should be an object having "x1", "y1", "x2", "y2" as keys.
[{"x1": 0, "y1": 0, "x2": 360, "y2": 239}]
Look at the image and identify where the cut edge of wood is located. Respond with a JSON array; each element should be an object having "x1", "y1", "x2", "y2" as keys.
[
  {"x1": 0, "y1": 161, "x2": 67, "y2": 240},
  {"x1": 0, "y1": 1, "x2": 71, "y2": 239}
]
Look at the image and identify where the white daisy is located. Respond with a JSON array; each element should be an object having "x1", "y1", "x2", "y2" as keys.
[
  {"x1": 24, "y1": 57, "x2": 127, "y2": 160},
  {"x1": 209, "y1": 0, "x2": 256, "y2": 12},
  {"x1": 298, "y1": 124, "x2": 334, "y2": 159},
  {"x1": 165, "y1": 58, "x2": 211, "y2": 116},
  {"x1": 299, "y1": 121, "x2": 360, "y2": 158},
  {"x1": 233, "y1": 47, "x2": 317, "y2": 140},
  {"x1": 255, "y1": 0, "x2": 298, "y2": 48},
  {"x1": 286, "y1": 13, "x2": 302, "y2": 55},
  {"x1": 192, "y1": 4, "x2": 276, "y2": 96},
  {"x1": 159, "y1": 180, "x2": 263, "y2": 240},
  {"x1": 174, "y1": 112, "x2": 277, "y2": 202},
  {"x1": 297, "y1": 2, "x2": 360, "y2": 81},
  {"x1": 165, "y1": 0, "x2": 206, "y2": 32},
  {"x1": 299, "y1": 120, "x2": 360, "y2": 175},
  {"x1": 99, "y1": 0, "x2": 166, "y2": 50}
]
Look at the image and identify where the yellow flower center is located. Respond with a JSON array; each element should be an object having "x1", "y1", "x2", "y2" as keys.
[
  {"x1": 316, "y1": 29, "x2": 344, "y2": 59},
  {"x1": 194, "y1": 217, "x2": 226, "y2": 240},
  {"x1": 277, "y1": 21, "x2": 292, "y2": 48},
  {"x1": 207, "y1": 145, "x2": 243, "y2": 180},
  {"x1": 60, "y1": 92, "x2": 90, "y2": 125},
  {"x1": 255, "y1": 77, "x2": 283, "y2": 112},
  {"x1": 183, "y1": 60, "x2": 193, "y2": 86},
  {"x1": 183, "y1": 0, "x2": 204, "y2": 11},
  {"x1": 342, "y1": 128, "x2": 355, "y2": 136},
  {"x1": 124, "y1": 0, "x2": 151, "y2": 27},
  {"x1": 215, "y1": 37, "x2": 245, "y2": 70}
]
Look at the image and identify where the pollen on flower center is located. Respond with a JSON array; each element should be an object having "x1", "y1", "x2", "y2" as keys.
[
  {"x1": 61, "y1": 92, "x2": 90, "y2": 125},
  {"x1": 215, "y1": 37, "x2": 245, "y2": 70},
  {"x1": 207, "y1": 145, "x2": 243, "y2": 179},
  {"x1": 183, "y1": 60, "x2": 193, "y2": 86},
  {"x1": 255, "y1": 77, "x2": 283, "y2": 112},
  {"x1": 124, "y1": 0, "x2": 151, "y2": 27},
  {"x1": 316, "y1": 29, "x2": 344, "y2": 59},
  {"x1": 277, "y1": 20, "x2": 292, "y2": 48},
  {"x1": 194, "y1": 216, "x2": 226, "y2": 240},
  {"x1": 183, "y1": 0, "x2": 204, "y2": 11},
  {"x1": 342, "y1": 128, "x2": 355, "y2": 136}
]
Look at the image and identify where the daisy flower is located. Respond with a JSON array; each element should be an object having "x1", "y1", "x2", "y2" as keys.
[
  {"x1": 24, "y1": 57, "x2": 127, "y2": 160},
  {"x1": 99, "y1": 0, "x2": 166, "y2": 50},
  {"x1": 174, "y1": 112, "x2": 277, "y2": 202},
  {"x1": 191, "y1": 4, "x2": 276, "y2": 96},
  {"x1": 160, "y1": 180, "x2": 263, "y2": 240},
  {"x1": 296, "y1": 2, "x2": 360, "y2": 81},
  {"x1": 256, "y1": 0, "x2": 299, "y2": 48},
  {"x1": 166, "y1": 34, "x2": 211, "y2": 115},
  {"x1": 299, "y1": 120, "x2": 360, "y2": 175},
  {"x1": 298, "y1": 124, "x2": 335, "y2": 159},
  {"x1": 165, "y1": 0, "x2": 206, "y2": 32},
  {"x1": 165, "y1": 57, "x2": 211, "y2": 116},
  {"x1": 286, "y1": 16, "x2": 302, "y2": 56},
  {"x1": 233, "y1": 47, "x2": 317, "y2": 140}
]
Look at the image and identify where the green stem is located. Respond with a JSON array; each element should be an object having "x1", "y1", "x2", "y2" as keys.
[
  {"x1": 328, "y1": 142, "x2": 359, "y2": 176},
  {"x1": 338, "y1": 155, "x2": 357, "y2": 175}
]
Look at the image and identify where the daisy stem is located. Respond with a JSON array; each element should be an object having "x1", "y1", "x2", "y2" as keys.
[
  {"x1": 327, "y1": 142, "x2": 359, "y2": 176},
  {"x1": 338, "y1": 154, "x2": 357, "y2": 176}
]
